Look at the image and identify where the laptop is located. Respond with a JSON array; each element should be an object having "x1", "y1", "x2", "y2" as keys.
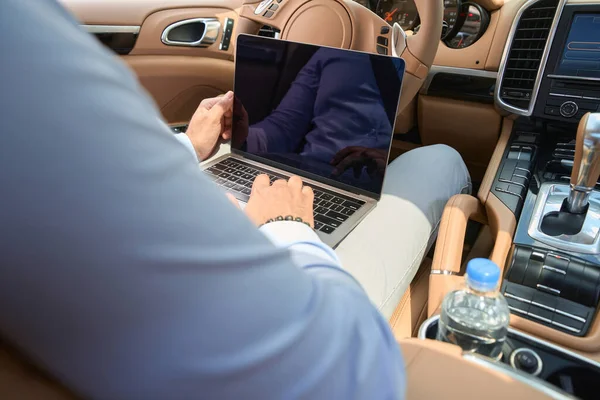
[{"x1": 201, "y1": 34, "x2": 405, "y2": 247}]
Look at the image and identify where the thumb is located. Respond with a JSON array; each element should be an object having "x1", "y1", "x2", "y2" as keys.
[{"x1": 209, "y1": 92, "x2": 233, "y2": 120}]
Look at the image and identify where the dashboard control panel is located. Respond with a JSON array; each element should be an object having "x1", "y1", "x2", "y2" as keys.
[
  {"x1": 491, "y1": 127, "x2": 540, "y2": 217},
  {"x1": 532, "y1": 4, "x2": 600, "y2": 123},
  {"x1": 501, "y1": 246, "x2": 599, "y2": 337}
]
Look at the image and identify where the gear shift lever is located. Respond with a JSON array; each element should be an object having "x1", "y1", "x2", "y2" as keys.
[{"x1": 566, "y1": 113, "x2": 600, "y2": 214}]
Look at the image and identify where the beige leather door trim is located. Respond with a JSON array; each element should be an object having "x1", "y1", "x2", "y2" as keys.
[
  {"x1": 61, "y1": 0, "x2": 242, "y2": 26},
  {"x1": 123, "y1": 56, "x2": 234, "y2": 123}
]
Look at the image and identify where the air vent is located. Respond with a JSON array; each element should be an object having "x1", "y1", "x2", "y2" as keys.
[
  {"x1": 258, "y1": 25, "x2": 280, "y2": 38},
  {"x1": 498, "y1": 0, "x2": 559, "y2": 113}
]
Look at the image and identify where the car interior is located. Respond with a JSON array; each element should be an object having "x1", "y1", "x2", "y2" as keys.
[{"x1": 2, "y1": 0, "x2": 600, "y2": 398}]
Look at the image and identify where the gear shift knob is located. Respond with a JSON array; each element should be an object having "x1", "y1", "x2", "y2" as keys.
[{"x1": 566, "y1": 112, "x2": 600, "y2": 214}]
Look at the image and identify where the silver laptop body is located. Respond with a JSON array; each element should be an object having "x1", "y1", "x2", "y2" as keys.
[{"x1": 201, "y1": 34, "x2": 405, "y2": 248}]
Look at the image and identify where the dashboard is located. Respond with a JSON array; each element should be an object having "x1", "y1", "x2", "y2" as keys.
[{"x1": 354, "y1": 0, "x2": 491, "y2": 49}]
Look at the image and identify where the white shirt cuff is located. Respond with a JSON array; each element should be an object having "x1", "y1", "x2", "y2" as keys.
[
  {"x1": 259, "y1": 220, "x2": 320, "y2": 245},
  {"x1": 259, "y1": 221, "x2": 341, "y2": 266}
]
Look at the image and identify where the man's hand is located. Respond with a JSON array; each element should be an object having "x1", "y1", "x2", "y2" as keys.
[
  {"x1": 244, "y1": 175, "x2": 314, "y2": 227},
  {"x1": 185, "y1": 91, "x2": 234, "y2": 161}
]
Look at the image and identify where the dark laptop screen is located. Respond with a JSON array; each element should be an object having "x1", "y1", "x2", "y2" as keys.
[{"x1": 232, "y1": 35, "x2": 405, "y2": 197}]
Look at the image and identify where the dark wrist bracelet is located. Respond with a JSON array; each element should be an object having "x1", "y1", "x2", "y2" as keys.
[{"x1": 260, "y1": 215, "x2": 312, "y2": 228}]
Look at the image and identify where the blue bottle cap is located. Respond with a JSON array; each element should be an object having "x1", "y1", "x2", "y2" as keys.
[{"x1": 466, "y1": 258, "x2": 501, "y2": 292}]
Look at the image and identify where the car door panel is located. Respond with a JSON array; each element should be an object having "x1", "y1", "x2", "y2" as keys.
[
  {"x1": 124, "y1": 7, "x2": 241, "y2": 122},
  {"x1": 64, "y1": 1, "x2": 248, "y2": 123},
  {"x1": 124, "y1": 55, "x2": 234, "y2": 123}
]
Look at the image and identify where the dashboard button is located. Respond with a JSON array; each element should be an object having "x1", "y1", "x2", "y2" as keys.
[
  {"x1": 510, "y1": 348, "x2": 543, "y2": 376},
  {"x1": 255, "y1": 0, "x2": 273, "y2": 15},
  {"x1": 377, "y1": 36, "x2": 388, "y2": 46},
  {"x1": 560, "y1": 101, "x2": 579, "y2": 118},
  {"x1": 544, "y1": 106, "x2": 560, "y2": 116},
  {"x1": 380, "y1": 26, "x2": 390, "y2": 34},
  {"x1": 376, "y1": 45, "x2": 388, "y2": 55}
]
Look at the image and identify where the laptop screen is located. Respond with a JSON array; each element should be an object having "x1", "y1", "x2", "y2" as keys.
[{"x1": 232, "y1": 35, "x2": 405, "y2": 198}]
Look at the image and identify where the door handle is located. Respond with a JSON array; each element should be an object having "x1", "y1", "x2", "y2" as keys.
[{"x1": 161, "y1": 18, "x2": 221, "y2": 47}]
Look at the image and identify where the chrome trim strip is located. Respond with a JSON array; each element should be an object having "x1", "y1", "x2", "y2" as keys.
[
  {"x1": 509, "y1": 305, "x2": 530, "y2": 315},
  {"x1": 505, "y1": 292, "x2": 532, "y2": 303},
  {"x1": 391, "y1": 22, "x2": 407, "y2": 58},
  {"x1": 513, "y1": 173, "x2": 530, "y2": 180},
  {"x1": 532, "y1": 251, "x2": 546, "y2": 260},
  {"x1": 529, "y1": 312, "x2": 553, "y2": 323},
  {"x1": 531, "y1": 301, "x2": 555, "y2": 312},
  {"x1": 219, "y1": 18, "x2": 234, "y2": 51},
  {"x1": 463, "y1": 354, "x2": 573, "y2": 399},
  {"x1": 161, "y1": 18, "x2": 221, "y2": 47},
  {"x1": 542, "y1": 265, "x2": 566, "y2": 275},
  {"x1": 551, "y1": 320, "x2": 580, "y2": 333},
  {"x1": 550, "y1": 92, "x2": 582, "y2": 99},
  {"x1": 417, "y1": 315, "x2": 440, "y2": 339},
  {"x1": 500, "y1": 177, "x2": 527, "y2": 188},
  {"x1": 420, "y1": 65, "x2": 498, "y2": 95},
  {"x1": 554, "y1": 308, "x2": 586, "y2": 323},
  {"x1": 548, "y1": 74, "x2": 600, "y2": 82},
  {"x1": 515, "y1": 167, "x2": 531, "y2": 175},
  {"x1": 509, "y1": 348, "x2": 544, "y2": 376},
  {"x1": 83, "y1": 25, "x2": 140, "y2": 34},
  {"x1": 537, "y1": 284, "x2": 561, "y2": 295},
  {"x1": 418, "y1": 315, "x2": 600, "y2": 369},
  {"x1": 494, "y1": 0, "x2": 568, "y2": 116},
  {"x1": 430, "y1": 269, "x2": 458, "y2": 275}
]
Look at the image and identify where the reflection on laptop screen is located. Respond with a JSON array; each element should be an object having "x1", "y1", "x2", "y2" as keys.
[{"x1": 232, "y1": 35, "x2": 405, "y2": 197}]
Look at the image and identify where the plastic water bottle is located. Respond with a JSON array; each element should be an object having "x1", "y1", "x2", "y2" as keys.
[{"x1": 436, "y1": 258, "x2": 510, "y2": 359}]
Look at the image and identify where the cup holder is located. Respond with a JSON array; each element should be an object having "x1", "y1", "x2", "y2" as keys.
[
  {"x1": 418, "y1": 316, "x2": 600, "y2": 400},
  {"x1": 419, "y1": 316, "x2": 439, "y2": 340}
]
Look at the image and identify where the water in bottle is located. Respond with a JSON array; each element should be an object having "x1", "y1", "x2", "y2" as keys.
[{"x1": 436, "y1": 258, "x2": 510, "y2": 359}]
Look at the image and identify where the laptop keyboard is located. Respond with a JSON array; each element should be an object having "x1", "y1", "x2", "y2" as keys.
[{"x1": 204, "y1": 158, "x2": 366, "y2": 235}]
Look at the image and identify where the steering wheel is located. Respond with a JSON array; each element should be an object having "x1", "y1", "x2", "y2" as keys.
[{"x1": 238, "y1": 0, "x2": 443, "y2": 114}]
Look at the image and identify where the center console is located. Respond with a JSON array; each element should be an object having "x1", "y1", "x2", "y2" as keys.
[
  {"x1": 496, "y1": 117, "x2": 600, "y2": 338},
  {"x1": 424, "y1": 1, "x2": 600, "y2": 398},
  {"x1": 493, "y1": 0, "x2": 600, "y2": 344}
]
